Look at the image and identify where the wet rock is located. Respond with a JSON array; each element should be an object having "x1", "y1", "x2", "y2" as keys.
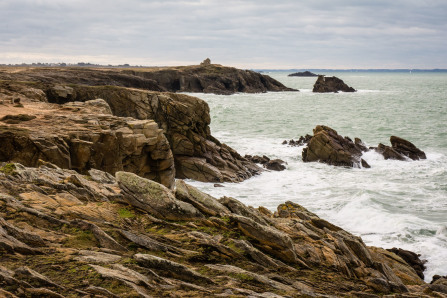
[
  {"x1": 116, "y1": 171, "x2": 203, "y2": 221},
  {"x1": 175, "y1": 180, "x2": 230, "y2": 216},
  {"x1": 264, "y1": 159, "x2": 287, "y2": 171},
  {"x1": 375, "y1": 143, "x2": 407, "y2": 161},
  {"x1": 283, "y1": 134, "x2": 312, "y2": 147},
  {"x1": 390, "y1": 136, "x2": 426, "y2": 160},
  {"x1": 313, "y1": 75, "x2": 356, "y2": 93},
  {"x1": 387, "y1": 247, "x2": 427, "y2": 279},
  {"x1": 302, "y1": 125, "x2": 369, "y2": 168}
]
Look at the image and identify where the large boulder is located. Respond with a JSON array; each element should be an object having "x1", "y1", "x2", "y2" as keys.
[
  {"x1": 313, "y1": 75, "x2": 356, "y2": 93},
  {"x1": 302, "y1": 125, "x2": 369, "y2": 168},
  {"x1": 115, "y1": 171, "x2": 203, "y2": 221}
]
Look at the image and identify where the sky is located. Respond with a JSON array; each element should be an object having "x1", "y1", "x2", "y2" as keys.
[{"x1": 1, "y1": 0, "x2": 446, "y2": 69}]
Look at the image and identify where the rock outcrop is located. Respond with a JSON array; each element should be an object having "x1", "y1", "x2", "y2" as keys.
[
  {"x1": 123, "y1": 64, "x2": 297, "y2": 95},
  {"x1": 288, "y1": 71, "x2": 318, "y2": 77},
  {"x1": 0, "y1": 163, "x2": 435, "y2": 297},
  {"x1": 0, "y1": 99, "x2": 175, "y2": 188},
  {"x1": 374, "y1": 136, "x2": 426, "y2": 161},
  {"x1": 302, "y1": 125, "x2": 426, "y2": 168},
  {"x1": 0, "y1": 64, "x2": 296, "y2": 96},
  {"x1": 245, "y1": 155, "x2": 287, "y2": 171},
  {"x1": 302, "y1": 125, "x2": 370, "y2": 168},
  {"x1": 313, "y1": 75, "x2": 356, "y2": 93},
  {"x1": 0, "y1": 71, "x2": 262, "y2": 183}
]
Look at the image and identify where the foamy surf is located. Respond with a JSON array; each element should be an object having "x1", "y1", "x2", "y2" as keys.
[{"x1": 187, "y1": 71, "x2": 447, "y2": 281}]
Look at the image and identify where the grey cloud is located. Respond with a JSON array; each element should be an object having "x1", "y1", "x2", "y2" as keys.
[{"x1": 1, "y1": 0, "x2": 446, "y2": 68}]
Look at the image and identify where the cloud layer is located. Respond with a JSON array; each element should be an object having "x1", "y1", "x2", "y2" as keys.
[{"x1": 1, "y1": 0, "x2": 446, "y2": 68}]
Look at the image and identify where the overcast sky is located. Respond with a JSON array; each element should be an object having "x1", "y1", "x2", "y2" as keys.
[{"x1": 1, "y1": 0, "x2": 446, "y2": 68}]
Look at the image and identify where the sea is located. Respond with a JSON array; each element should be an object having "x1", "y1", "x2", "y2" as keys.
[{"x1": 185, "y1": 71, "x2": 447, "y2": 281}]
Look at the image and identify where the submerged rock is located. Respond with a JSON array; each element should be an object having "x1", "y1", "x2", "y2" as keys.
[{"x1": 313, "y1": 75, "x2": 356, "y2": 93}]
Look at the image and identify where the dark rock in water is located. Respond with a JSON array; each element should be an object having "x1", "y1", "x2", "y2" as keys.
[
  {"x1": 264, "y1": 159, "x2": 287, "y2": 171},
  {"x1": 302, "y1": 125, "x2": 369, "y2": 168},
  {"x1": 288, "y1": 71, "x2": 318, "y2": 77},
  {"x1": 361, "y1": 159, "x2": 371, "y2": 168},
  {"x1": 245, "y1": 154, "x2": 270, "y2": 165},
  {"x1": 390, "y1": 136, "x2": 426, "y2": 160},
  {"x1": 375, "y1": 143, "x2": 407, "y2": 161},
  {"x1": 386, "y1": 247, "x2": 426, "y2": 280},
  {"x1": 313, "y1": 75, "x2": 356, "y2": 93},
  {"x1": 283, "y1": 134, "x2": 312, "y2": 147},
  {"x1": 245, "y1": 155, "x2": 286, "y2": 171}
]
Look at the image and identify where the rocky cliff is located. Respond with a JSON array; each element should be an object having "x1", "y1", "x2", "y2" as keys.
[
  {"x1": 0, "y1": 64, "x2": 296, "y2": 96},
  {"x1": 123, "y1": 64, "x2": 297, "y2": 95},
  {"x1": 1, "y1": 163, "x2": 441, "y2": 297},
  {"x1": 0, "y1": 69, "x2": 262, "y2": 183}
]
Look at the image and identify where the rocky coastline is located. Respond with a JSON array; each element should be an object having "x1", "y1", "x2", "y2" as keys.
[{"x1": 0, "y1": 66, "x2": 445, "y2": 297}]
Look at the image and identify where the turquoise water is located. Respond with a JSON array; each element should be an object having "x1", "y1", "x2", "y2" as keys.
[{"x1": 186, "y1": 71, "x2": 447, "y2": 280}]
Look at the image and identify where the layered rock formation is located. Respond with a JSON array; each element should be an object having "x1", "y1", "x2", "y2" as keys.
[
  {"x1": 0, "y1": 64, "x2": 296, "y2": 96},
  {"x1": 313, "y1": 75, "x2": 356, "y2": 93},
  {"x1": 0, "y1": 69, "x2": 262, "y2": 183},
  {"x1": 1, "y1": 163, "x2": 439, "y2": 297},
  {"x1": 0, "y1": 99, "x2": 175, "y2": 188},
  {"x1": 302, "y1": 125, "x2": 370, "y2": 168},
  {"x1": 376, "y1": 136, "x2": 427, "y2": 161},
  {"x1": 123, "y1": 64, "x2": 297, "y2": 95},
  {"x1": 302, "y1": 125, "x2": 426, "y2": 168}
]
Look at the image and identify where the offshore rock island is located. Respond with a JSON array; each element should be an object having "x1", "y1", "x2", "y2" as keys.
[{"x1": 0, "y1": 64, "x2": 445, "y2": 297}]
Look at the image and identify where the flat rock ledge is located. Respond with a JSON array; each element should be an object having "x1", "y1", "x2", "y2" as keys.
[{"x1": 0, "y1": 163, "x2": 437, "y2": 297}]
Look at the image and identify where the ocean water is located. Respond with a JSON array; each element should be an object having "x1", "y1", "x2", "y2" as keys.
[{"x1": 186, "y1": 71, "x2": 447, "y2": 281}]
